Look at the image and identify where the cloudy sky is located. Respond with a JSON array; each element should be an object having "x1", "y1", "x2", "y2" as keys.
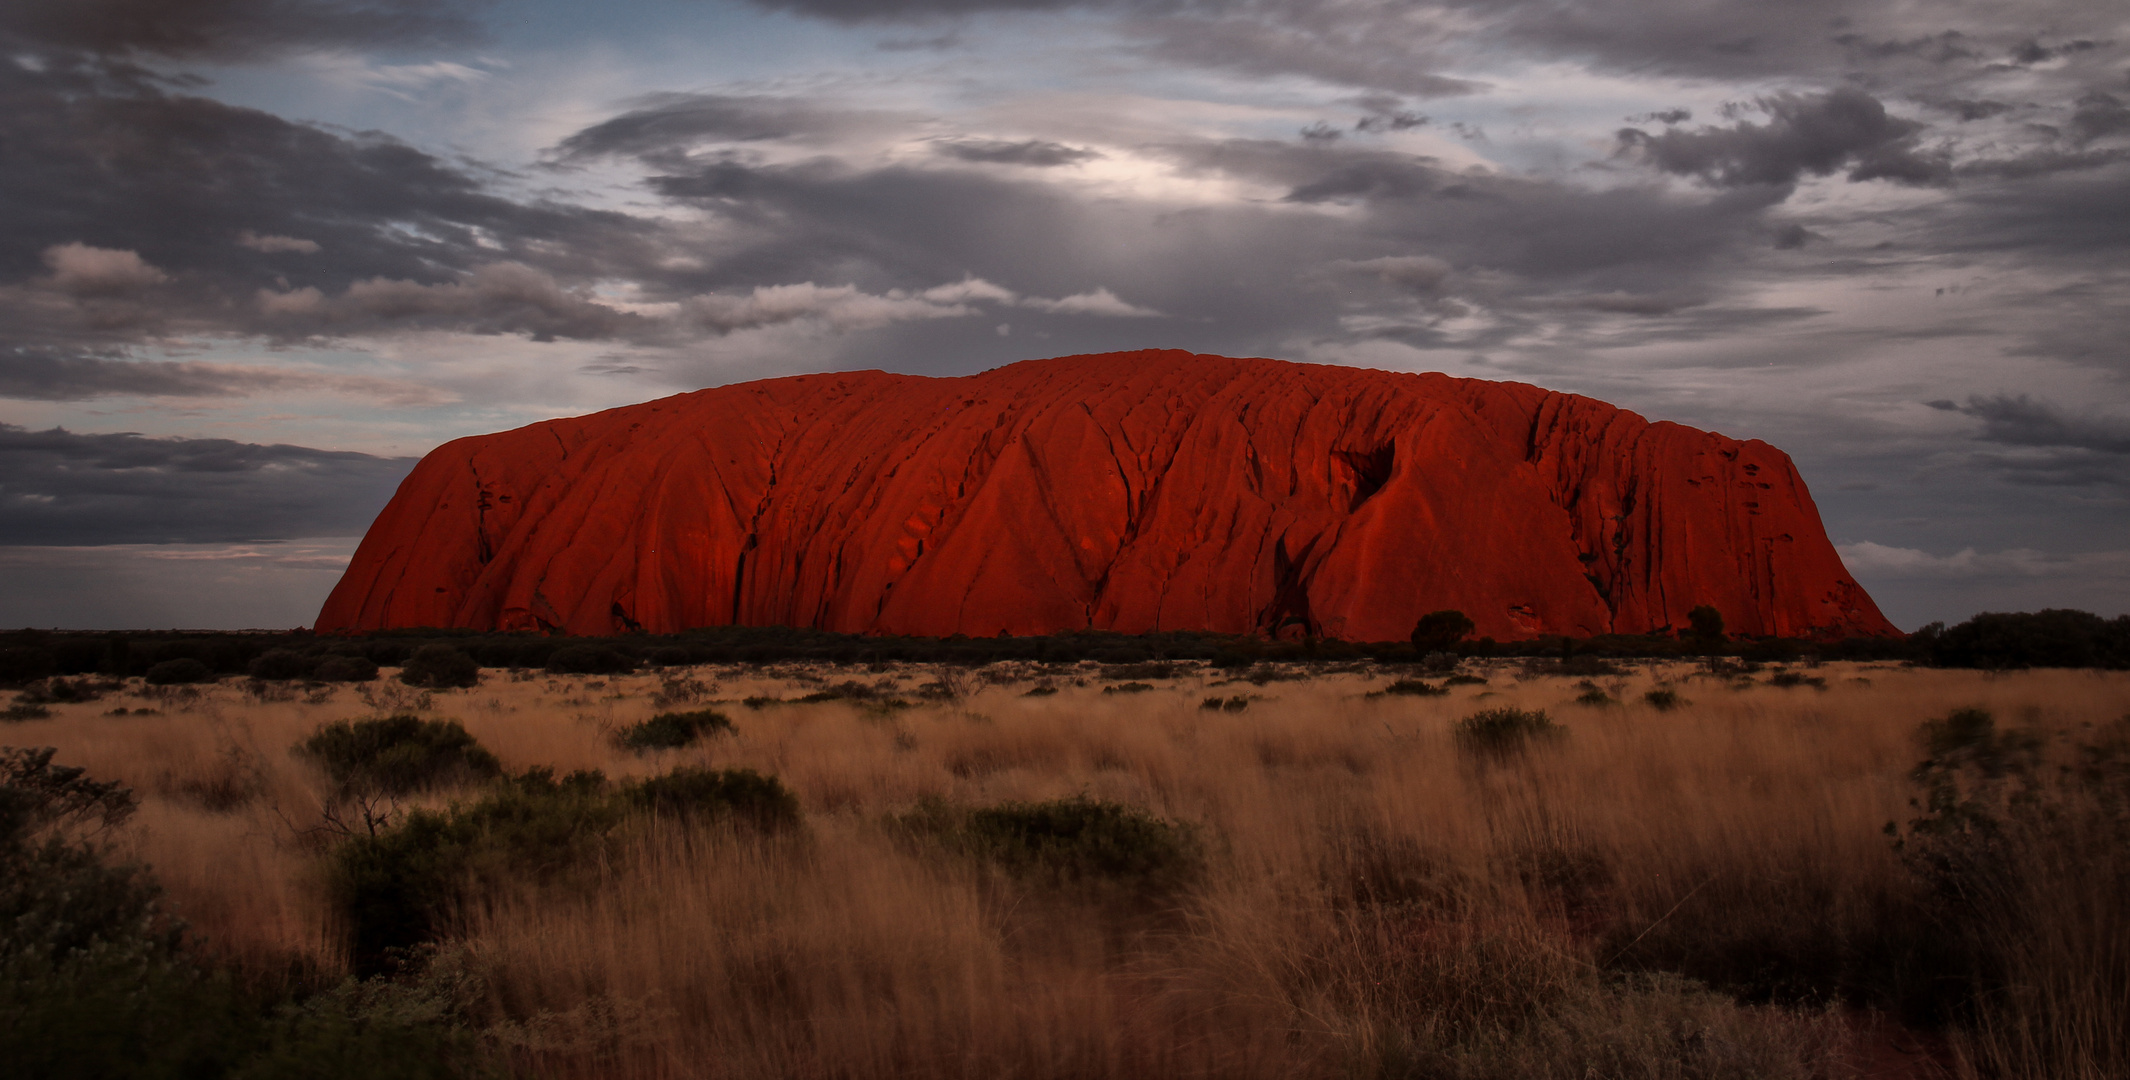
[{"x1": 2, "y1": 0, "x2": 2126, "y2": 631}]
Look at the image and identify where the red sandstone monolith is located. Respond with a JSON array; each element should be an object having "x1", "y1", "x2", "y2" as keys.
[{"x1": 316, "y1": 350, "x2": 1895, "y2": 640}]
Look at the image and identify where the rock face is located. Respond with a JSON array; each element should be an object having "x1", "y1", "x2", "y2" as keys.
[{"x1": 317, "y1": 350, "x2": 1896, "y2": 641}]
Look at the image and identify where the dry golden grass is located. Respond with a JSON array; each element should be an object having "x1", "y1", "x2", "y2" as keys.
[{"x1": 8, "y1": 659, "x2": 2127, "y2": 1079}]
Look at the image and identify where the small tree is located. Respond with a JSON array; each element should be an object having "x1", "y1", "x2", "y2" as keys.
[
  {"x1": 1411, "y1": 609, "x2": 1476, "y2": 654},
  {"x1": 1687, "y1": 605, "x2": 1726, "y2": 650}
]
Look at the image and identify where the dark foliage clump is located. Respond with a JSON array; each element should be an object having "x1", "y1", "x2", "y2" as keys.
[
  {"x1": 1768, "y1": 670, "x2": 1827, "y2": 689},
  {"x1": 613, "y1": 709, "x2": 734, "y2": 752},
  {"x1": 1200, "y1": 695, "x2": 1250, "y2": 711},
  {"x1": 327, "y1": 767, "x2": 617, "y2": 973},
  {"x1": 1101, "y1": 662, "x2": 1175, "y2": 681},
  {"x1": 329, "y1": 766, "x2": 801, "y2": 973},
  {"x1": 1454, "y1": 707, "x2": 1564, "y2": 760},
  {"x1": 1924, "y1": 609, "x2": 2130, "y2": 670},
  {"x1": 248, "y1": 648, "x2": 314, "y2": 681},
  {"x1": 145, "y1": 657, "x2": 214, "y2": 685},
  {"x1": 543, "y1": 643, "x2": 638, "y2": 676},
  {"x1": 398, "y1": 645, "x2": 479, "y2": 689},
  {"x1": 1888, "y1": 709, "x2": 2130, "y2": 1073},
  {"x1": 620, "y1": 767, "x2": 802, "y2": 832},
  {"x1": 1443, "y1": 673, "x2": 1487, "y2": 687},
  {"x1": 298, "y1": 715, "x2": 504, "y2": 795},
  {"x1": 15, "y1": 677, "x2": 106, "y2": 705},
  {"x1": 1411, "y1": 609, "x2": 1476, "y2": 653},
  {"x1": 315, "y1": 655, "x2": 381, "y2": 683},
  {"x1": 1687, "y1": 605, "x2": 1726, "y2": 650},
  {"x1": 1376, "y1": 678, "x2": 1447, "y2": 697},
  {"x1": 3, "y1": 749, "x2": 490, "y2": 1078},
  {"x1": 1101, "y1": 681, "x2": 1154, "y2": 694},
  {"x1": 896, "y1": 794, "x2": 1202, "y2": 894},
  {"x1": 1643, "y1": 687, "x2": 1686, "y2": 710}
]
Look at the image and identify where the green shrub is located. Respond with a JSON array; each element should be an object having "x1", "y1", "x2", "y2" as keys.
[
  {"x1": 4, "y1": 703, "x2": 52, "y2": 722},
  {"x1": 398, "y1": 645, "x2": 478, "y2": 689},
  {"x1": 1642, "y1": 687, "x2": 1686, "y2": 710},
  {"x1": 1455, "y1": 707, "x2": 1564, "y2": 759},
  {"x1": 1023, "y1": 683, "x2": 1059, "y2": 697},
  {"x1": 297, "y1": 716, "x2": 503, "y2": 795},
  {"x1": 327, "y1": 768, "x2": 616, "y2": 974},
  {"x1": 543, "y1": 644, "x2": 636, "y2": 676},
  {"x1": 1575, "y1": 686, "x2": 1617, "y2": 706},
  {"x1": 614, "y1": 709, "x2": 734, "y2": 752},
  {"x1": 621, "y1": 767, "x2": 802, "y2": 832},
  {"x1": 1200, "y1": 695, "x2": 1250, "y2": 711},
  {"x1": 1767, "y1": 671, "x2": 1826, "y2": 689},
  {"x1": 1101, "y1": 681, "x2": 1154, "y2": 694},
  {"x1": 1378, "y1": 679, "x2": 1447, "y2": 697},
  {"x1": 145, "y1": 657, "x2": 214, "y2": 685},
  {"x1": 897, "y1": 794, "x2": 1202, "y2": 892},
  {"x1": 1892, "y1": 710, "x2": 2130, "y2": 1077},
  {"x1": 3, "y1": 750, "x2": 489, "y2": 1078},
  {"x1": 248, "y1": 649, "x2": 314, "y2": 681},
  {"x1": 314, "y1": 655, "x2": 380, "y2": 683},
  {"x1": 1444, "y1": 674, "x2": 1487, "y2": 687}
]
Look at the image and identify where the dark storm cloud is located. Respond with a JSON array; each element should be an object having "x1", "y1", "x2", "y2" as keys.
[
  {"x1": 932, "y1": 138, "x2": 1101, "y2": 166},
  {"x1": 548, "y1": 98, "x2": 1798, "y2": 381},
  {"x1": 548, "y1": 93, "x2": 897, "y2": 161},
  {"x1": 2070, "y1": 91, "x2": 2130, "y2": 145},
  {"x1": 0, "y1": 0, "x2": 482, "y2": 60},
  {"x1": 1928, "y1": 394, "x2": 2130, "y2": 456},
  {"x1": 1616, "y1": 88, "x2": 1951, "y2": 188},
  {"x1": 2, "y1": 349, "x2": 258, "y2": 400},
  {"x1": 0, "y1": 424, "x2": 417, "y2": 544},
  {"x1": 0, "y1": 54, "x2": 666, "y2": 347}
]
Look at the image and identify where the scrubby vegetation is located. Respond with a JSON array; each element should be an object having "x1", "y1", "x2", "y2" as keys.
[
  {"x1": 2, "y1": 657, "x2": 2124, "y2": 1079},
  {"x1": 613, "y1": 708, "x2": 734, "y2": 752},
  {"x1": 0, "y1": 748, "x2": 492, "y2": 1079},
  {"x1": 298, "y1": 715, "x2": 504, "y2": 795},
  {"x1": 2, "y1": 605, "x2": 2126, "y2": 689}
]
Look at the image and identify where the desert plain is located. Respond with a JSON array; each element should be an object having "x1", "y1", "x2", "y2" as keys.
[{"x1": 7, "y1": 656, "x2": 2127, "y2": 1079}]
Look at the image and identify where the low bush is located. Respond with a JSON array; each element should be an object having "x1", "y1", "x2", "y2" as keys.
[
  {"x1": 298, "y1": 715, "x2": 504, "y2": 795},
  {"x1": 613, "y1": 709, "x2": 734, "y2": 752},
  {"x1": 248, "y1": 648, "x2": 314, "y2": 681},
  {"x1": 1200, "y1": 695, "x2": 1250, "y2": 711},
  {"x1": 145, "y1": 657, "x2": 214, "y2": 685},
  {"x1": 543, "y1": 644, "x2": 637, "y2": 676},
  {"x1": 314, "y1": 655, "x2": 381, "y2": 683},
  {"x1": 1101, "y1": 662, "x2": 1175, "y2": 681},
  {"x1": 1767, "y1": 671, "x2": 1827, "y2": 689},
  {"x1": 1377, "y1": 679, "x2": 1447, "y2": 697},
  {"x1": 1891, "y1": 708, "x2": 2130, "y2": 1076},
  {"x1": 896, "y1": 794, "x2": 1203, "y2": 893},
  {"x1": 1642, "y1": 687, "x2": 1686, "y2": 710},
  {"x1": 620, "y1": 767, "x2": 802, "y2": 832},
  {"x1": 1022, "y1": 683, "x2": 1059, "y2": 697},
  {"x1": 1575, "y1": 686, "x2": 1617, "y2": 706},
  {"x1": 329, "y1": 765, "x2": 801, "y2": 973},
  {"x1": 4, "y1": 703, "x2": 52, "y2": 721},
  {"x1": 1444, "y1": 673, "x2": 1487, "y2": 687},
  {"x1": 1455, "y1": 708, "x2": 1564, "y2": 760},
  {"x1": 398, "y1": 645, "x2": 478, "y2": 689},
  {"x1": 328, "y1": 768, "x2": 618, "y2": 973},
  {"x1": 1102, "y1": 681, "x2": 1154, "y2": 694},
  {"x1": 15, "y1": 677, "x2": 106, "y2": 705},
  {"x1": 2, "y1": 750, "x2": 490, "y2": 1078}
]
